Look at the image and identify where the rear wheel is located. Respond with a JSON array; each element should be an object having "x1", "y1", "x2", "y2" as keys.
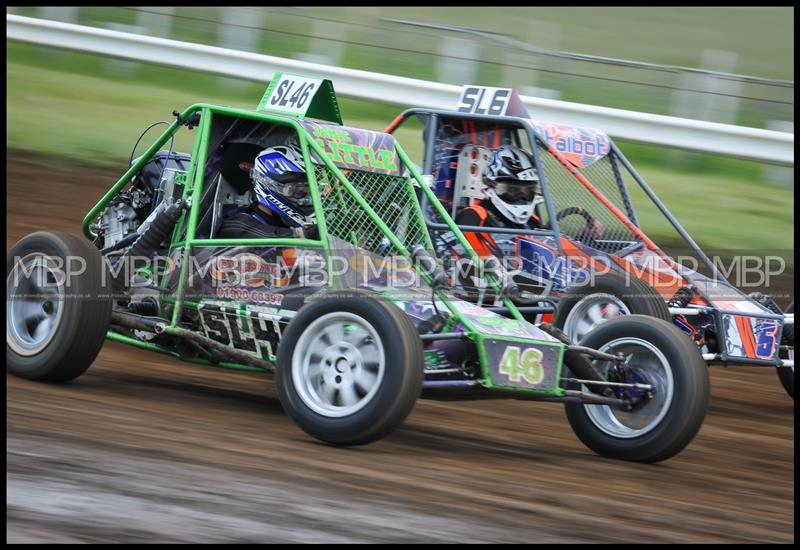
[
  {"x1": 7, "y1": 231, "x2": 112, "y2": 382},
  {"x1": 777, "y1": 301, "x2": 794, "y2": 399},
  {"x1": 564, "y1": 315, "x2": 709, "y2": 463},
  {"x1": 276, "y1": 290, "x2": 424, "y2": 445},
  {"x1": 554, "y1": 272, "x2": 671, "y2": 344}
]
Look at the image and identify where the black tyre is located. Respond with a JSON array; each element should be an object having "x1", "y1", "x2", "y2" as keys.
[
  {"x1": 554, "y1": 271, "x2": 672, "y2": 343},
  {"x1": 777, "y1": 301, "x2": 793, "y2": 399},
  {"x1": 564, "y1": 315, "x2": 709, "y2": 463},
  {"x1": 276, "y1": 290, "x2": 424, "y2": 445},
  {"x1": 7, "y1": 231, "x2": 112, "y2": 382}
]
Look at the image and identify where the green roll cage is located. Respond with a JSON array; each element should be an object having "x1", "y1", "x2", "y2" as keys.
[{"x1": 81, "y1": 103, "x2": 562, "y2": 394}]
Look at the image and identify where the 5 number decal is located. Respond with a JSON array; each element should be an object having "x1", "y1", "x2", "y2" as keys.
[
  {"x1": 755, "y1": 320, "x2": 780, "y2": 358},
  {"x1": 498, "y1": 345, "x2": 544, "y2": 385}
]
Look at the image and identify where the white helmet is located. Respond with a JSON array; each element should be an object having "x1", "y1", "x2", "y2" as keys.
[{"x1": 482, "y1": 146, "x2": 540, "y2": 225}]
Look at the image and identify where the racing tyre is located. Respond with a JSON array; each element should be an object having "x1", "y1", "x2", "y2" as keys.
[
  {"x1": 276, "y1": 290, "x2": 424, "y2": 445},
  {"x1": 7, "y1": 231, "x2": 112, "y2": 382},
  {"x1": 777, "y1": 301, "x2": 794, "y2": 399},
  {"x1": 564, "y1": 315, "x2": 709, "y2": 463},
  {"x1": 554, "y1": 271, "x2": 671, "y2": 343}
]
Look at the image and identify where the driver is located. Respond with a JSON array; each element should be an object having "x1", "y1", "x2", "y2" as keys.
[
  {"x1": 455, "y1": 145, "x2": 543, "y2": 258},
  {"x1": 218, "y1": 143, "x2": 317, "y2": 239}
]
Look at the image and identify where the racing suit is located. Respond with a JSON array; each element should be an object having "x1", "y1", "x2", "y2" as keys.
[
  {"x1": 452, "y1": 200, "x2": 546, "y2": 304},
  {"x1": 218, "y1": 203, "x2": 318, "y2": 240},
  {"x1": 454, "y1": 200, "x2": 543, "y2": 259}
]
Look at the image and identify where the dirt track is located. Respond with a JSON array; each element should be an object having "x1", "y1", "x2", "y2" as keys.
[{"x1": 5, "y1": 152, "x2": 795, "y2": 543}]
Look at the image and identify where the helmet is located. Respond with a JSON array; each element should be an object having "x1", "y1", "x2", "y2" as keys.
[
  {"x1": 482, "y1": 146, "x2": 540, "y2": 225},
  {"x1": 251, "y1": 144, "x2": 314, "y2": 227}
]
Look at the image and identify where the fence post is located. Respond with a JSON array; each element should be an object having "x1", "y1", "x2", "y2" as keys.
[
  {"x1": 217, "y1": 7, "x2": 264, "y2": 90},
  {"x1": 763, "y1": 121, "x2": 794, "y2": 186},
  {"x1": 437, "y1": 36, "x2": 478, "y2": 85}
]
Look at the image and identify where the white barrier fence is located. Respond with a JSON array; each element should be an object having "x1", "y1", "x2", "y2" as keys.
[{"x1": 7, "y1": 14, "x2": 794, "y2": 166}]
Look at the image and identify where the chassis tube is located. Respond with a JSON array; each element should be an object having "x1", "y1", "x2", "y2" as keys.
[
  {"x1": 419, "y1": 332, "x2": 467, "y2": 342},
  {"x1": 532, "y1": 390, "x2": 628, "y2": 407},
  {"x1": 669, "y1": 307, "x2": 714, "y2": 316},
  {"x1": 568, "y1": 344, "x2": 625, "y2": 363},
  {"x1": 158, "y1": 325, "x2": 273, "y2": 371},
  {"x1": 610, "y1": 141, "x2": 726, "y2": 284}
]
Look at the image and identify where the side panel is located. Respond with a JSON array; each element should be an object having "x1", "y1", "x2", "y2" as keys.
[
  {"x1": 164, "y1": 244, "x2": 328, "y2": 363},
  {"x1": 719, "y1": 313, "x2": 782, "y2": 363},
  {"x1": 176, "y1": 244, "x2": 328, "y2": 309},
  {"x1": 196, "y1": 301, "x2": 289, "y2": 362}
]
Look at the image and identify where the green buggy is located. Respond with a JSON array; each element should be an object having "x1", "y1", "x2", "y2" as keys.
[{"x1": 6, "y1": 73, "x2": 708, "y2": 462}]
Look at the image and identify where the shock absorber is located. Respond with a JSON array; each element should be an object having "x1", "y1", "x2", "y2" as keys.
[
  {"x1": 748, "y1": 292, "x2": 783, "y2": 315},
  {"x1": 667, "y1": 285, "x2": 694, "y2": 309},
  {"x1": 111, "y1": 199, "x2": 185, "y2": 291}
]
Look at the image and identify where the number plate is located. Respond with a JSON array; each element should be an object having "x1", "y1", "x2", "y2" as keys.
[
  {"x1": 259, "y1": 73, "x2": 323, "y2": 116},
  {"x1": 484, "y1": 338, "x2": 562, "y2": 391},
  {"x1": 456, "y1": 85, "x2": 530, "y2": 118},
  {"x1": 457, "y1": 86, "x2": 511, "y2": 115}
]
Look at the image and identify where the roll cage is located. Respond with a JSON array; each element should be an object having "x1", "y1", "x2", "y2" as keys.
[
  {"x1": 386, "y1": 107, "x2": 727, "y2": 284},
  {"x1": 81, "y1": 103, "x2": 531, "y2": 351}
]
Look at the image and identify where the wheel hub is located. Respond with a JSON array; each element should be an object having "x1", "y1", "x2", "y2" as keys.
[
  {"x1": 583, "y1": 337, "x2": 674, "y2": 439},
  {"x1": 607, "y1": 363, "x2": 654, "y2": 411},
  {"x1": 292, "y1": 312, "x2": 386, "y2": 418},
  {"x1": 7, "y1": 254, "x2": 66, "y2": 357},
  {"x1": 564, "y1": 293, "x2": 631, "y2": 343}
]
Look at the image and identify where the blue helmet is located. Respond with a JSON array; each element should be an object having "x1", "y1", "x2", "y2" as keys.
[{"x1": 251, "y1": 144, "x2": 314, "y2": 227}]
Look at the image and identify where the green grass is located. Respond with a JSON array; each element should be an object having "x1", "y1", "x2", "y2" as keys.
[
  {"x1": 8, "y1": 6, "x2": 794, "y2": 183},
  {"x1": 624, "y1": 167, "x2": 793, "y2": 252},
  {"x1": 6, "y1": 54, "x2": 793, "y2": 254},
  {"x1": 347, "y1": 7, "x2": 795, "y2": 80},
  {"x1": 9, "y1": 7, "x2": 793, "y2": 79},
  {"x1": 5, "y1": 54, "x2": 407, "y2": 164}
]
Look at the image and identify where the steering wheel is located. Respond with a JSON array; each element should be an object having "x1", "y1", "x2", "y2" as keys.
[{"x1": 555, "y1": 207, "x2": 602, "y2": 244}]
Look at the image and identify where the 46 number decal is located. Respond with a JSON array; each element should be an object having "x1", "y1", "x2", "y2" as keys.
[
  {"x1": 498, "y1": 346, "x2": 544, "y2": 385},
  {"x1": 270, "y1": 80, "x2": 315, "y2": 110},
  {"x1": 263, "y1": 74, "x2": 322, "y2": 116}
]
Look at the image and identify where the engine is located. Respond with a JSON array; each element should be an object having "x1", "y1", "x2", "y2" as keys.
[
  {"x1": 96, "y1": 150, "x2": 191, "y2": 250},
  {"x1": 97, "y1": 187, "x2": 152, "y2": 250},
  {"x1": 97, "y1": 151, "x2": 191, "y2": 338}
]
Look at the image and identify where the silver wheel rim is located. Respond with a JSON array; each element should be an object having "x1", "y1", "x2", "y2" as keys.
[
  {"x1": 563, "y1": 293, "x2": 630, "y2": 344},
  {"x1": 292, "y1": 312, "x2": 386, "y2": 418},
  {"x1": 583, "y1": 337, "x2": 675, "y2": 439},
  {"x1": 7, "y1": 253, "x2": 66, "y2": 356}
]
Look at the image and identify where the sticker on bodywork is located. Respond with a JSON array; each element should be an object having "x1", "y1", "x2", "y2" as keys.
[
  {"x1": 451, "y1": 299, "x2": 561, "y2": 342},
  {"x1": 721, "y1": 313, "x2": 781, "y2": 361},
  {"x1": 517, "y1": 237, "x2": 589, "y2": 292},
  {"x1": 198, "y1": 302, "x2": 287, "y2": 361},
  {"x1": 302, "y1": 121, "x2": 401, "y2": 176},
  {"x1": 484, "y1": 338, "x2": 562, "y2": 392},
  {"x1": 532, "y1": 121, "x2": 611, "y2": 168}
]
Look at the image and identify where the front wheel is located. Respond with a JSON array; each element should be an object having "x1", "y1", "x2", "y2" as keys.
[
  {"x1": 564, "y1": 315, "x2": 709, "y2": 463},
  {"x1": 276, "y1": 290, "x2": 424, "y2": 445}
]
